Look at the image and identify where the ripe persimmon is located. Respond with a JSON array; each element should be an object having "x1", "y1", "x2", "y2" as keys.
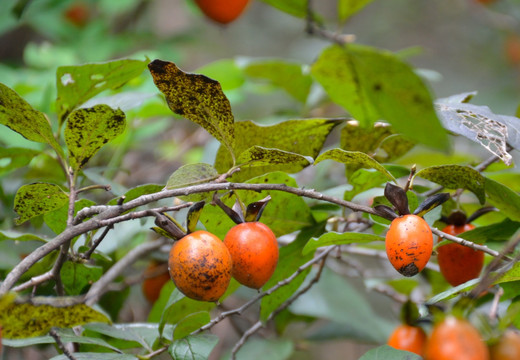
[
  {"x1": 194, "y1": 0, "x2": 249, "y2": 24},
  {"x1": 142, "y1": 261, "x2": 171, "y2": 303},
  {"x1": 387, "y1": 324, "x2": 427, "y2": 356},
  {"x1": 425, "y1": 316, "x2": 489, "y2": 360},
  {"x1": 224, "y1": 222, "x2": 279, "y2": 289},
  {"x1": 385, "y1": 214, "x2": 433, "y2": 277},
  {"x1": 437, "y1": 223, "x2": 484, "y2": 287},
  {"x1": 490, "y1": 329, "x2": 520, "y2": 360},
  {"x1": 168, "y1": 230, "x2": 232, "y2": 302}
]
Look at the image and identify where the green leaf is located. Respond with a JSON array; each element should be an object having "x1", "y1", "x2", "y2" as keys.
[
  {"x1": 257, "y1": 0, "x2": 313, "y2": 18},
  {"x1": 215, "y1": 119, "x2": 341, "y2": 182},
  {"x1": 0, "y1": 301, "x2": 110, "y2": 339},
  {"x1": 385, "y1": 278, "x2": 420, "y2": 297},
  {"x1": 458, "y1": 218, "x2": 520, "y2": 244},
  {"x1": 83, "y1": 323, "x2": 159, "y2": 350},
  {"x1": 290, "y1": 268, "x2": 394, "y2": 343},
  {"x1": 0, "y1": 147, "x2": 39, "y2": 176},
  {"x1": 237, "y1": 146, "x2": 313, "y2": 169},
  {"x1": 14, "y1": 183, "x2": 69, "y2": 225},
  {"x1": 165, "y1": 163, "x2": 219, "y2": 190},
  {"x1": 197, "y1": 59, "x2": 245, "y2": 91},
  {"x1": 201, "y1": 172, "x2": 315, "y2": 239},
  {"x1": 0, "y1": 83, "x2": 64, "y2": 158},
  {"x1": 222, "y1": 338, "x2": 294, "y2": 360},
  {"x1": 173, "y1": 311, "x2": 211, "y2": 340},
  {"x1": 107, "y1": 184, "x2": 163, "y2": 205},
  {"x1": 302, "y1": 232, "x2": 384, "y2": 255},
  {"x1": 169, "y1": 334, "x2": 219, "y2": 360},
  {"x1": 244, "y1": 60, "x2": 312, "y2": 102},
  {"x1": 0, "y1": 230, "x2": 46, "y2": 243},
  {"x1": 312, "y1": 45, "x2": 449, "y2": 150},
  {"x1": 426, "y1": 279, "x2": 480, "y2": 305},
  {"x1": 65, "y1": 104, "x2": 126, "y2": 171},
  {"x1": 415, "y1": 165, "x2": 486, "y2": 204},
  {"x1": 50, "y1": 354, "x2": 137, "y2": 360},
  {"x1": 315, "y1": 148, "x2": 395, "y2": 182},
  {"x1": 44, "y1": 199, "x2": 96, "y2": 235},
  {"x1": 60, "y1": 262, "x2": 103, "y2": 296},
  {"x1": 56, "y1": 58, "x2": 148, "y2": 122},
  {"x1": 484, "y1": 178, "x2": 520, "y2": 221},
  {"x1": 338, "y1": 0, "x2": 375, "y2": 21},
  {"x1": 260, "y1": 223, "x2": 324, "y2": 321},
  {"x1": 340, "y1": 121, "x2": 415, "y2": 167},
  {"x1": 344, "y1": 168, "x2": 389, "y2": 201},
  {"x1": 359, "y1": 345, "x2": 422, "y2": 360},
  {"x1": 148, "y1": 59, "x2": 235, "y2": 158},
  {"x1": 495, "y1": 262, "x2": 520, "y2": 284}
]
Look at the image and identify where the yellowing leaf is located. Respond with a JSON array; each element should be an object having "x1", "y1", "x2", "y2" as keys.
[
  {"x1": 148, "y1": 59, "x2": 235, "y2": 157},
  {"x1": 64, "y1": 104, "x2": 126, "y2": 171},
  {"x1": 14, "y1": 183, "x2": 69, "y2": 225},
  {"x1": 0, "y1": 299, "x2": 110, "y2": 339}
]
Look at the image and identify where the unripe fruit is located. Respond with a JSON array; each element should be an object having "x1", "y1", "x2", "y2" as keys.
[
  {"x1": 385, "y1": 214, "x2": 433, "y2": 277},
  {"x1": 425, "y1": 316, "x2": 489, "y2": 360},
  {"x1": 387, "y1": 324, "x2": 427, "y2": 356},
  {"x1": 168, "y1": 230, "x2": 232, "y2": 302},
  {"x1": 224, "y1": 222, "x2": 279, "y2": 289},
  {"x1": 194, "y1": 0, "x2": 249, "y2": 24},
  {"x1": 437, "y1": 223, "x2": 484, "y2": 286}
]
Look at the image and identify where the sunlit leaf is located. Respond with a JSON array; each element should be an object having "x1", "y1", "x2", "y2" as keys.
[
  {"x1": 414, "y1": 165, "x2": 486, "y2": 204},
  {"x1": 315, "y1": 148, "x2": 395, "y2": 182},
  {"x1": 495, "y1": 262, "x2": 520, "y2": 284},
  {"x1": 0, "y1": 300, "x2": 110, "y2": 339},
  {"x1": 312, "y1": 45, "x2": 449, "y2": 151},
  {"x1": 215, "y1": 119, "x2": 341, "y2": 181},
  {"x1": 484, "y1": 178, "x2": 520, "y2": 222},
  {"x1": 302, "y1": 232, "x2": 384, "y2": 255},
  {"x1": 148, "y1": 59, "x2": 235, "y2": 157},
  {"x1": 197, "y1": 59, "x2": 245, "y2": 91},
  {"x1": 338, "y1": 0, "x2": 375, "y2": 21},
  {"x1": 56, "y1": 58, "x2": 147, "y2": 122},
  {"x1": 14, "y1": 183, "x2": 69, "y2": 225},
  {"x1": 344, "y1": 168, "x2": 389, "y2": 201},
  {"x1": 244, "y1": 60, "x2": 312, "y2": 102},
  {"x1": 169, "y1": 334, "x2": 219, "y2": 360},
  {"x1": 0, "y1": 83, "x2": 64, "y2": 158},
  {"x1": 65, "y1": 105, "x2": 126, "y2": 171}
]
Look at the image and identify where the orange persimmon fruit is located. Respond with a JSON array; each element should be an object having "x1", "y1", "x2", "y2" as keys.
[
  {"x1": 168, "y1": 230, "x2": 232, "y2": 302},
  {"x1": 385, "y1": 214, "x2": 433, "y2": 277},
  {"x1": 490, "y1": 329, "x2": 520, "y2": 360},
  {"x1": 194, "y1": 0, "x2": 250, "y2": 24},
  {"x1": 142, "y1": 261, "x2": 171, "y2": 303},
  {"x1": 224, "y1": 222, "x2": 279, "y2": 289},
  {"x1": 387, "y1": 324, "x2": 427, "y2": 356}
]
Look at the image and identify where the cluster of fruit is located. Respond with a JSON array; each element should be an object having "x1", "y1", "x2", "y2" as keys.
[
  {"x1": 388, "y1": 317, "x2": 520, "y2": 359},
  {"x1": 142, "y1": 197, "x2": 278, "y2": 303}
]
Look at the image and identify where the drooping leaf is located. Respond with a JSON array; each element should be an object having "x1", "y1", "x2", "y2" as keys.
[
  {"x1": 0, "y1": 300, "x2": 110, "y2": 339},
  {"x1": 215, "y1": 119, "x2": 341, "y2": 182},
  {"x1": 14, "y1": 183, "x2": 69, "y2": 225},
  {"x1": 359, "y1": 345, "x2": 422, "y2": 360},
  {"x1": 64, "y1": 104, "x2": 126, "y2": 171},
  {"x1": 312, "y1": 45, "x2": 449, "y2": 151},
  {"x1": 260, "y1": 223, "x2": 324, "y2": 322},
  {"x1": 436, "y1": 94, "x2": 519, "y2": 165},
  {"x1": 0, "y1": 83, "x2": 64, "y2": 158},
  {"x1": 244, "y1": 60, "x2": 312, "y2": 102},
  {"x1": 169, "y1": 334, "x2": 219, "y2": 360},
  {"x1": 60, "y1": 262, "x2": 103, "y2": 296},
  {"x1": 148, "y1": 59, "x2": 235, "y2": 157},
  {"x1": 338, "y1": 0, "x2": 375, "y2": 21},
  {"x1": 0, "y1": 147, "x2": 39, "y2": 176},
  {"x1": 315, "y1": 148, "x2": 395, "y2": 182},
  {"x1": 414, "y1": 165, "x2": 486, "y2": 204},
  {"x1": 165, "y1": 163, "x2": 219, "y2": 190},
  {"x1": 302, "y1": 232, "x2": 384, "y2": 255},
  {"x1": 56, "y1": 58, "x2": 148, "y2": 122},
  {"x1": 237, "y1": 146, "x2": 313, "y2": 169},
  {"x1": 484, "y1": 178, "x2": 520, "y2": 221}
]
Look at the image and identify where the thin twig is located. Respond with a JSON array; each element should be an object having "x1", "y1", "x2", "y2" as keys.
[{"x1": 49, "y1": 328, "x2": 77, "y2": 360}]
